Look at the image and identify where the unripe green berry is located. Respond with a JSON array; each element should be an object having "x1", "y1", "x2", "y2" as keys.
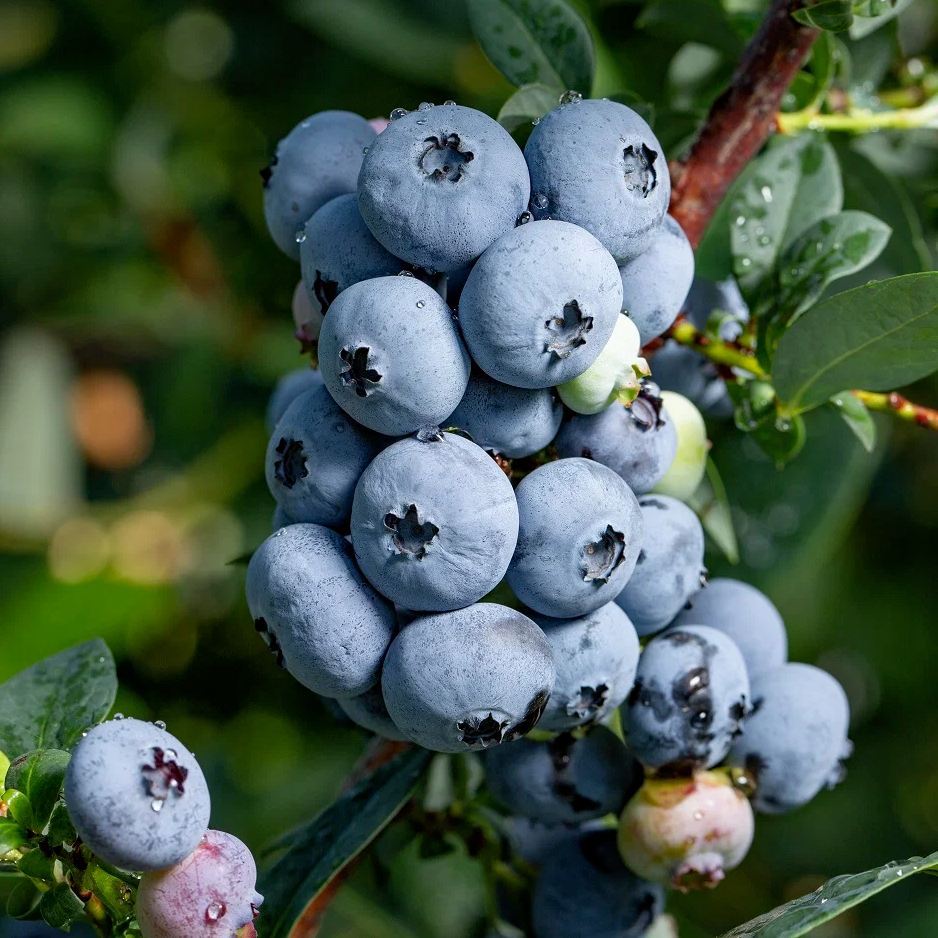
[{"x1": 652, "y1": 391, "x2": 707, "y2": 501}]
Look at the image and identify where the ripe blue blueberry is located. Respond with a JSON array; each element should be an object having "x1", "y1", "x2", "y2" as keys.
[
  {"x1": 64, "y1": 718, "x2": 211, "y2": 872},
  {"x1": 646, "y1": 343, "x2": 734, "y2": 419},
  {"x1": 685, "y1": 276, "x2": 750, "y2": 333},
  {"x1": 335, "y1": 685, "x2": 409, "y2": 741},
  {"x1": 670, "y1": 578, "x2": 788, "y2": 678},
  {"x1": 555, "y1": 383, "x2": 677, "y2": 496},
  {"x1": 524, "y1": 99, "x2": 671, "y2": 264},
  {"x1": 265, "y1": 367, "x2": 323, "y2": 433},
  {"x1": 624, "y1": 625, "x2": 750, "y2": 771},
  {"x1": 530, "y1": 602, "x2": 640, "y2": 732},
  {"x1": 381, "y1": 602, "x2": 555, "y2": 752},
  {"x1": 532, "y1": 828, "x2": 665, "y2": 938},
  {"x1": 319, "y1": 276, "x2": 470, "y2": 435},
  {"x1": 272, "y1": 504, "x2": 294, "y2": 532},
  {"x1": 506, "y1": 458, "x2": 643, "y2": 619},
  {"x1": 358, "y1": 103, "x2": 530, "y2": 272},
  {"x1": 458, "y1": 220, "x2": 623, "y2": 389},
  {"x1": 265, "y1": 384, "x2": 387, "y2": 529},
  {"x1": 483, "y1": 727, "x2": 642, "y2": 824},
  {"x1": 614, "y1": 495, "x2": 706, "y2": 637},
  {"x1": 262, "y1": 111, "x2": 375, "y2": 260},
  {"x1": 246, "y1": 523, "x2": 396, "y2": 697},
  {"x1": 728, "y1": 663, "x2": 851, "y2": 814},
  {"x1": 350, "y1": 431, "x2": 518, "y2": 611},
  {"x1": 619, "y1": 215, "x2": 694, "y2": 345},
  {"x1": 445, "y1": 367, "x2": 563, "y2": 458},
  {"x1": 300, "y1": 194, "x2": 404, "y2": 318}
]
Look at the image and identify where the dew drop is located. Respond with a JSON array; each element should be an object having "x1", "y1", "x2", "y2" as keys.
[
  {"x1": 113, "y1": 713, "x2": 124, "y2": 720},
  {"x1": 443, "y1": 99, "x2": 456, "y2": 106},
  {"x1": 559, "y1": 90, "x2": 583, "y2": 105},
  {"x1": 205, "y1": 900, "x2": 227, "y2": 922},
  {"x1": 693, "y1": 810, "x2": 704, "y2": 821},
  {"x1": 362, "y1": 146, "x2": 369, "y2": 155},
  {"x1": 532, "y1": 193, "x2": 549, "y2": 210},
  {"x1": 531, "y1": 117, "x2": 540, "y2": 125},
  {"x1": 151, "y1": 799, "x2": 164, "y2": 813},
  {"x1": 398, "y1": 270, "x2": 415, "y2": 277},
  {"x1": 760, "y1": 186, "x2": 773, "y2": 203},
  {"x1": 154, "y1": 720, "x2": 166, "y2": 730},
  {"x1": 418, "y1": 101, "x2": 434, "y2": 111},
  {"x1": 164, "y1": 749, "x2": 177, "y2": 761},
  {"x1": 516, "y1": 211, "x2": 533, "y2": 226},
  {"x1": 758, "y1": 236, "x2": 771, "y2": 246},
  {"x1": 390, "y1": 107, "x2": 409, "y2": 121},
  {"x1": 416, "y1": 118, "x2": 427, "y2": 125},
  {"x1": 416, "y1": 300, "x2": 425, "y2": 309},
  {"x1": 740, "y1": 257, "x2": 752, "y2": 268},
  {"x1": 735, "y1": 216, "x2": 746, "y2": 227},
  {"x1": 295, "y1": 230, "x2": 307, "y2": 244}
]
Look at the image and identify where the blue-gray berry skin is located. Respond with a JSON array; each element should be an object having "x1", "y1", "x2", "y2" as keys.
[
  {"x1": 615, "y1": 495, "x2": 706, "y2": 637},
  {"x1": 484, "y1": 728, "x2": 642, "y2": 824},
  {"x1": 624, "y1": 625, "x2": 750, "y2": 771},
  {"x1": 555, "y1": 384, "x2": 677, "y2": 495},
  {"x1": 350, "y1": 432, "x2": 518, "y2": 611},
  {"x1": 336, "y1": 685, "x2": 409, "y2": 741},
  {"x1": 358, "y1": 104, "x2": 530, "y2": 273},
  {"x1": 505, "y1": 817, "x2": 586, "y2": 868},
  {"x1": 446, "y1": 367, "x2": 563, "y2": 458},
  {"x1": 265, "y1": 384, "x2": 387, "y2": 529},
  {"x1": 381, "y1": 602, "x2": 555, "y2": 753},
  {"x1": 728, "y1": 663, "x2": 850, "y2": 814},
  {"x1": 685, "y1": 276, "x2": 750, "y2": 332},
  {"x1": 532, "y1": 829, "x2": 665, "y2": 938},
  {"x1": 266, "y1": 367, "x2": 324, "y2": 432},
  {"x1": 272, "y1": 504, "x2": 294, "y2": 532},
  {"x1": 506, "y1": 458, "x2": 643, "y2": 619},
  {"x1": 646, "y1": 343, "x2": 734, "y2": 418},
  {"x1": 524, "y1": 99, "x2": 670, "y2": 265},
  {"x1": 619, "y1": 215, "x2": 694, "y2": 345},
  {"x1": 64, "y1": 718, "x2": 210, "y2": 872},
  {"x1": 319, "y1": 276, "x2": 470, "y2": 435},
  {"x1": 262, "y1": 111, "x2": 376, "y2": 260},
  {"x1": 246, "y1": 523, "x2": 396, "y2": 696},
  {"x1": 300, "y1": 194, "x2": 404, "y2": 317},
  {"x1": 531, "y1": 603, "x2": 640, "y2": 732},
  {"x1": 458, "y1": 221, "x2": 623, "y2": 389},
  {"x1": 670, "y1": 578, "x2": 787, "y2": 678}
]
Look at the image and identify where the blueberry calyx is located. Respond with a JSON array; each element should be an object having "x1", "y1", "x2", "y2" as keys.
[
  {"x1": 565, "y1": 683, "x2": 610, "y2": 720},
  {"x1": 339, "y1": 346, "x2": 383, "y2": 397},
  {"x1": 141, "y1": 746, "x2": 189, "y2": 801},
  {"x1": 457, "y1": 712, "x2": 508, "y2": 747},
  {"x1": 420, "y1": 133, "x2": 474, "y2": 182},
  {"x1": 623, "y1": 143, "x2": 659, "y2": 198},
  {"x1": 545, "y1": 300, "x2": 593, "y2": 359},
  {"x1": 274, "y1": 438, "x2": 308, "y2": 488},
  {"x1": 581, "y1": 525, "x2": 627, "y2": 583},
  {"x1": 384, "y1": 504, "x2": 439, "y2": 559},
  {"x1": 313, "y1": 270, "x2": 339, "y2": 312},
  {"x1": 259, "y1": 153, "x2": 278, "y2": 188},
  {"x1": 630, "y1": 383, "x2": 665, "y2": 431}
]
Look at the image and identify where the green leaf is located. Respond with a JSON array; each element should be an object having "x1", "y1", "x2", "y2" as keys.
[
  {"x1": 804, "y1": 32, "x2": 838, "y2": 111},
  {"x1": 730, "y1": 135, "x2": 843, "y2": 300},
  {"x1": 852, "y1": 0, "x2": 895, "y2": 14},
  {"x1": 84, "y1": 861, "x2": 136, "y2": 923},
  {"x1": 793, "y1": 1, "x2": 854, "y2": 32},
  {"x1": 5, "y1": 750, "x2": 71, "y2": 831},
  {"x1": 258, "y1": 746, "x2": 432, "y2": 938},
  {"x1": 47, "y1": 802, "x2": 77, "y2": 848},
  {"x1": 850, "y1": 0, "x2": 913, "y2": 39},
  {"x1": 773, "y1": 273, "x2": 938, "y2": 413},
  {"x1": 718, "y1": 851, "x2": 938, "y2": 938},
  {"x1": 39, "y1": 880, "x2": 85, "y2": 929},
  {"x1": 16, "y1": 845, "x2": 55, "y2": 882},
  {"x1": 6, "y1": 877, "x2": 41, "y2": 918},
  {"x1": 637, "y1": 0, "x2": 745, "y2": 58},
  {"x1": 1, "y1": 790, "x2": 33, "y2": 831},
  {"x1": 687, "y1": 457, "x2": 739, "y2": 564},
  {"x1": 497, "y1": 82, "x2": 559, "y2": 133},
  {"x1": 466, "y1": 0, "x2": 595, "y2": 93},
  {"x1": 0, "y1": 816, "x2": 29, "y2": 855},
  {"x1": 0, "y1": 639, "x2": 116, "y2": 758},
  {"x1": 830, "y1": 392, "x2": 876, "y2": 452},
  {"x1": 729, "y1": 381, "x2": 807, "y2": 467}
]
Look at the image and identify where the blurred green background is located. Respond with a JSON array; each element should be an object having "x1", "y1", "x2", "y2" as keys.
[{"x1": 1, "y1": 0, "x2": 938, "y2": 935}]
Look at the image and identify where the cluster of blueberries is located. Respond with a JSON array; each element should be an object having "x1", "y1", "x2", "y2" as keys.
[
  {"x1": 62, "y1": 718, "x2": 262, "y2": 938},
  {"x1": 249, "y1": 95, "x2": 853, "y2": 936}
]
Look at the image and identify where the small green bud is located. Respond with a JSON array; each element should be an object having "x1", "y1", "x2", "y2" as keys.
[
  {"x1": 653, "y1": 392, "x2": 708, "y2": 502},
  {"x1": 0, "y1": 750, "x2": 9, "y2": 788},
  {"x1": 558, "y1": 315, "x2": 649, "y2": 415}
]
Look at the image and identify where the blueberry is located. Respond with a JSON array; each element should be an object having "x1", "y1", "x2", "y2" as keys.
[
  {"x1": 458, "y1": 220, "x2": 623, "y2": 389},
  {"x1": 381, "y1": 602, "x2": 555, "y2": 752},
  {"x1": 532, "y1": 828, "x2": 665, "y2": 938},
  {"x1": 246, "y1": 523, "x2": 396, "y2": 696},
  {"x1": 525, "y1": 99, "x2": 670, "y2": 264},
  {"x1": 358, "y1": 103, "x2": 530, "y2": 272},
  {"x1": 265, "y1": 367, "x2": 324, "y2": 433},
  {"x1": 615, "y1": 495, "x2": 706, "y2": 637},
  {"x1": 684, "y1": 276, "x2": 750, "y2": 333},
  {"x1": 63, "y1": 718, "x2": 211, "y2": 872},
  {"x1": 618, "y1": 771, "x2": 754, "y2": 891},
  {"x1": 728, "y1": 663, "x2": 851, "y2": 814},
  {"x1": 271, "y1": 504, "x2": 294, "y2": 532},
  {"x1": 652, "y1": 391, "x2": 708, "y2": 502},
  {"x1": 445, "y1": 367, "x2": 563, "y2": 459},
  {"x1": 505, "y1": 816, "x2": 587, "y2": 869},
  {"x1": 292, "y1": 278, "x2": 323, "y2": 348},
  {"x1": 624, "y1": 625, "x2": 750, "y2": 770},
  {"x1": 265, "y1": 384, "x2": 387, "y2": 529},
  {"x1": 262, "y1": 111, "x2": 375, "y2": 260},
  {"x1": 350, "y1": 431, "x2": 518, "y2": 611},
  {"x1": 319, "y1": 275, "x2": 470, "y2": 435},
  {"x1": 619, "y1": 215, "x2": 694, "y2": 345},
  {"x1": 506, "y1": 458, "x2": 643, "y2": 619},
  {"x1": 646, "y1": 342, "x2": 734, "y2": 419},
  {"x1": 555, "y1": 383, "x2": 677, "y2": 495},
  {"x1": 335, "y1": 685, "x2": 409, "y2": 741},
  {"x1": 530, "y1": 602, "x2": 640, "y2": 732},
  {"x1": 484, "y1": 727, "x2": 642, "y2": 824},
  {"x1": 670, "y1": 578, "x2": 788, "y2": 678},
  {"x1": 300, "y1": 194, "x2": 404, "y2": 318},
  {"x1": 136, "y1": 830, "x2": 263, "y2": 938},
  {"x1": 557, "y1": 314, "x2": 649, "y2": 416}
]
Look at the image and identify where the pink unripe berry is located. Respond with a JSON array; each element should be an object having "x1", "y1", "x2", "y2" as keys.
[
  {"x1": 292, "y1": 279, "x2": 323, "y2": 346},
  {"x1": 136, "y1": 829, "x2": 263, "y2": 938},
  {"x1": 617, "y1": 770, "x2": 754, "y2": 892},
  {"x1": 369, "y1": 116, "x2": 391, "y2": 134}
]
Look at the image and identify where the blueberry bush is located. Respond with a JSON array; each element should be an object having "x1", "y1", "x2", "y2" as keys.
[{"x1": 3, "y1": 0, "x2": 938, "y2": 937}]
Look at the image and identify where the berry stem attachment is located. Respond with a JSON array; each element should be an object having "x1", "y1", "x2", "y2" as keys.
[
  {"x1": 662, "y1": 318, "x2": 768, "y2": 379},
  {"x1": 852, "y1": 390, "x2": 938, "y2": 431},
  {"x1": 778, "y1": 95, "x2": 938, "y2": 134}
]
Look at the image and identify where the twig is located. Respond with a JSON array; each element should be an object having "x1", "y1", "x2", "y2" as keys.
[
  {"x1": 668, "y1": 319, "x2": 767, "y2": 378},
  {"x1": 852, "y1": 390, "x2": 938, "y2": 431},
  {"x1": 778, "y1": 97, "x2": 938, "y2": 134},
  {"x1": 669, "y1": 0, "x2": 820, "y2": 249}
]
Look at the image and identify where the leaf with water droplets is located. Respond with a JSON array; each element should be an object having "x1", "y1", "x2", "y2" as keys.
[
  {"x1": 792, "y1": 1, "x2": 854, "y2": 32},
  {"x1": 4, "y1": 749, "x2": 70, "y2": 831},
  {"x1": 466, "y1": 0, "x2": 595, "y2": 93},
  {"x1": 497, "y1": 83, "x2": 559, "y2": 134},
  {"x1": 850, "y1": 0, "x2": 913, "y2": 39},
  {"x1": 829, "y1": 392, "x2": 877, "y2": 453},
  {"x1": 718, "y1": 851, "x2": 938, "y2": 938}
]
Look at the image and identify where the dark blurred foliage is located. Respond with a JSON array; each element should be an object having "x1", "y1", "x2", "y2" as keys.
[{"x1": 1, "y1": 0, "x2": 937, "y2": 935}]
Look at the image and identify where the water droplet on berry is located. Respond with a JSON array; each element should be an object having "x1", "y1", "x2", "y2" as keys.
[
  {"x1": 559, "y1": 90, "x2": 583, "y2": 105},
  {"x1": 390, "y1": 108, "x2": 409, "y2": 121},
  {"x1": 416, "y1": 300, "x2": 425, "y2": 308},
  {"x1": 205, "y1": 900, "x2": 227, "y2": 922},
  {"x1": 151, "y1": 799, "x2": 164, "y2": 813},
  {"x1": 113, "y1": 713, "x2": 124, "y2": 720},
  {"x1": 362, "y1": 146, "x2": 369, "y2": 155},
  {"x1": 398, "y1": 270, "x2": 415, "y2": 277},
  {"x1": 443, "y1": 99, "x2": 456, "y2": 106},
  {"x1": 693, "y1": 810, "x2": 704, "y2": 821},
  {"x1": 532, "y1": 193, "x2": 549, "y2": 210},
  {"x1": 531, "y1": 117, "x2": 540, "y2": 125},
  {"x1": 761, "y1": 186, "x2": 773, "y2": 202},
  {"x1": 154, "y1": 720, "x2": 166, "y2": 730},
  {"x1": 295, "y1": 230, "x2": 307, "y2": 244},
  {"x1": 416, "y1": 118, "x2": 427, "y2": 125},
  {"x1": 735, "y1": 216, "x2": 746, "y2": 227},
  {"x1": 516, "y1": 211, "x2": 532, "y2": 226},
  {"x1": 418, "y1": 102, "x2": 434, "y2": 111}
]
